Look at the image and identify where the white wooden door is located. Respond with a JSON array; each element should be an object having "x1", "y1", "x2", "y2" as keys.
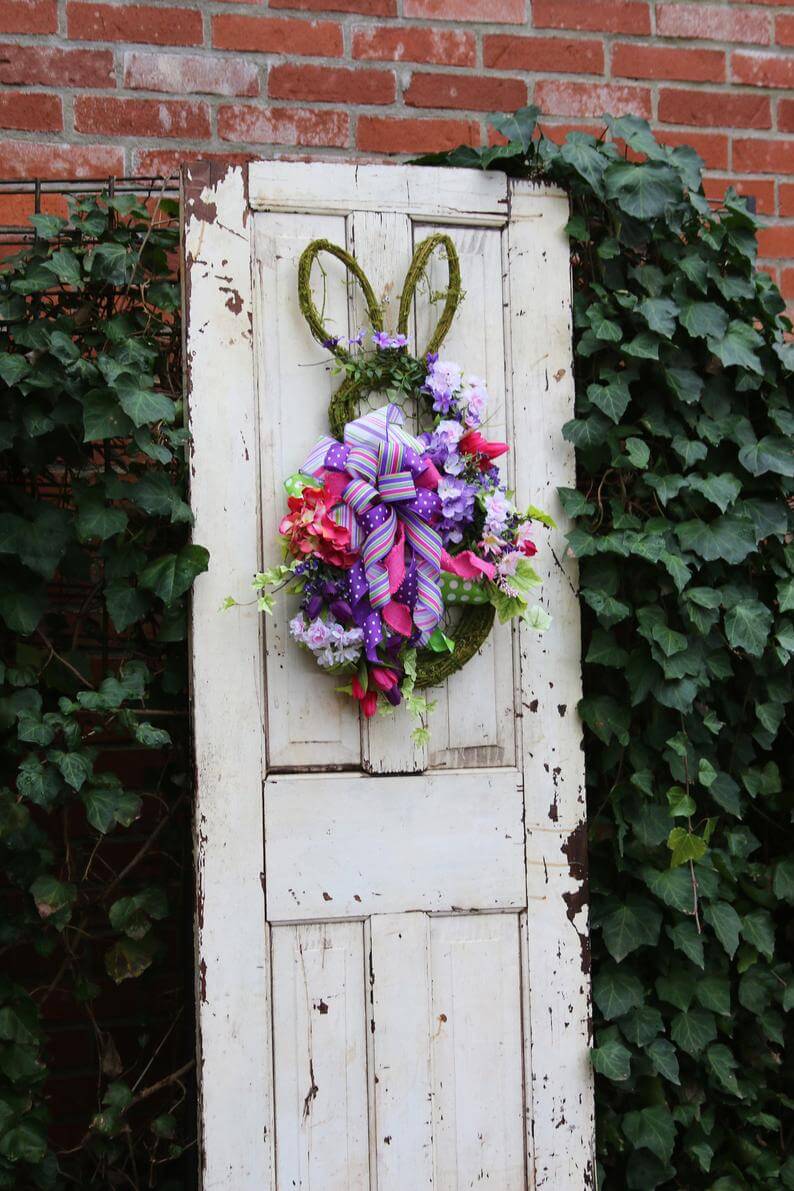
[{"x1": 184, "y1": 160, "x2": 594, "y2": 1190}]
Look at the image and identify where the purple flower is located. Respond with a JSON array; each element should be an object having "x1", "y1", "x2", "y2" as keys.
[
  {"x1": 483, "y1": 489, "x2": 514, "y2": 536},
  {"x1": 348, "y1": 328, "x2": 365, "y2": 346},
  {"x1": 372, "y1": 330, "x2": 393, "y2": 349},
  {"x1": 322, "y1": 335, "x2": 340, "y2": 349},
  {"x1": 437, "y1": 476, "x2": 476, "y2": 544}
]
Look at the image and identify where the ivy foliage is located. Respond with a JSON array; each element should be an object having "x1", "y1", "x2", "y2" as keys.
[
  {"x1": 419, "y1": 109, "x2": 794, "y2": 1187},
  {"x1": 0, "y1": 193, "x2": 199, "y2": 1187}
]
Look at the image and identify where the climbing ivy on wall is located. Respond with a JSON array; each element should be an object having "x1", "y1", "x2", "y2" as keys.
[
  {"x1": 420, "y1": 109, "x2": 793, "y2": 1188},
  {"x1": 0, "y1": 193, "x2": 199, "y2": 1187}
]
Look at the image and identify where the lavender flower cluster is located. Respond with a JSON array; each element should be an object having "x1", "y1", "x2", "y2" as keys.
[{"x1": 289, "y1": 612, "x2": 364, "y2": 669}]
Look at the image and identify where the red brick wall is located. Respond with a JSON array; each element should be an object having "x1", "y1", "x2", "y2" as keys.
[{"x1": 2, "y1": 0, "x2": 793, "y2": 296}]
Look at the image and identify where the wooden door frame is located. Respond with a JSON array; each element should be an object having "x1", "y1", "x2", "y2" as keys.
[{"x1": 183, "y1": 159, "x2": 595, "y2": 1190}]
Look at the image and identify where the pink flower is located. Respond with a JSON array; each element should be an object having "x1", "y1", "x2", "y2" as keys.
[{"x1": 459, "y1": 429, "x2": 509, "y2": 471}]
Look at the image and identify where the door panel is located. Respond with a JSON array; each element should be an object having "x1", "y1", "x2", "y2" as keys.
[{"x1": 264, "y1": 769, "x2": 525, "y2": 922}]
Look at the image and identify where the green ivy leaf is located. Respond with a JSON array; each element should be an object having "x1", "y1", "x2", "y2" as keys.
[
  {"x1": 738, "y1": 435, "x2": 794, "y2": 478},
  {"x1": 706, "y1": 1043, "x2": 742, "y2": 1097},
  {"x1": 703, "y1": 900, "x2": 741, "y2": 957},
  {"x1": 139, "y1": 545, "x2": 210, "y2": 603},
  {"x1": 622, "y1": 1104, "x2": 676, "y2": 1163},
  {"x1": 707, "y1": 319, "x2": 764, "y2": 374},
  {"x1": 647, "y1": 1038, "x2": 680, "y2": 1085},
  {"x1": 593, "y1": 967, "x2": 644, "y2": 1021},
  {"x1": 116, "y1": 384, "x2": 176, "y2": 428},
  {"x1": 670, "y1": 1008, "x2": 717, "y2": 1056},
  {"x1": 81, "y1": 786, "x2": 142, "y2": 834},
  {"x1": 601, "y1": 899, "x2": 662, "y2": 962},
  {"x1": 604, "y1": 161, "x2": 682, "y2": 219},
  {"x1": 724, "y1": 599, "x2": 773, "y2": 656},
  {"x1": 591, "y1": 1035, "x2": 632, "y2": 1081}
]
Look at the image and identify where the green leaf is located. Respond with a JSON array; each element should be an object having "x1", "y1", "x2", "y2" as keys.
[
  {"x1": 625, "y1": 437, "x2": 650, "y2": 468},
  {"x1": 670, "y1": 436, "x2": 708, "y2": 468},
  {"x1": 601, "y1": 899, "x2": 661, "y2": 962},
  {"x1": 707, "y1": 319, "x2": 764, "y2": 374},
  {"x1": 131, "y1": 472, "x2": 193, "y2": 523},
  {"x1": 617, "y1": 1005, "x2": 663, "y2": 1046},
  {"x1": 650, "y1": 621, "x2": 688, "y2": 657},
  {"x1": 105, "y1": 935, "x2": 157, "y2": 983},
  {"x1": 17, "y1": 755, "x2": 61, "y2": 807},
  {"x1": 587, "y1": 374, "x2": 631, "y2": 423},
  {"x1": 0, "y1": 1120, "x2": 48, "y2": 1164},
  {"x1": 675, "y1": 515, "x2": 756, "y2": 565},
  {"x1": 773, "y1": 858, "x2": 794, "y2": 903},
  {"x1": 696, "y1": 976, "x2": 731, "y2": 1017},
  {"x1": 593, "y1": 967, "x2": 644, "y2": 1021},
  {"x1": 43, "y1": 247, "x2": 83, "y2": 287},
  {"x1": 679, "y1": 300, "x2": 728, "y2": 341},
  {"x1": 116, "y1": 383, "x2": 176, "y2": 428},
  {"x1": 140, "y1": 544, "x2": 210, "y2": 603},
  {"x1": 738, "y1": 435, "x2": 794, "y2": 478},
  {"x1": 703, "y1": 900, "x2": 741, "y2": 957},
  {"x1": 740, "y1": 910, "x2": 774, "y2": 960},
  {"x1": 75, "y1": 495, "x2": 128, "y2": 542},
  {"x1": 49, "y1": 749, "x2": 92, "y2": 791},
  {"x1": 579, "y1": 695, "x2": 630, "y2": 746},
  {"x1": 639, "y1": 297, "x2": 678, "y2": 338},
  {"x1": 109, "y1": 887, "x2": 167, "y2": 940},
  {"x1": 664, "y1": 367, "x2": 704, "y2": 405},
  {"x1": 706, "y1": 1043, "x2": 742, "y2": 1097},
  {"x1": 687, "y1": 473, "x2": 741, "y2": 513},
  {"x1": 30, "y1": 874, "x2": 76, "y2": 929},
  {"x1": 666, "y1": 921, "x2": 704, "y2": 968},
  {"x1": 622, "y1": 1105, "x2": 676, "y2": 1164},
  {"x1": 82, "y1": 786, "x2": 142, "y2": 834},
  {"x1": 724, "y1": 599, "x2": 773, "y2": 656},
  {"x1": 670, "y1": 1008, "x2": 717, "y2": 1056},
  {"x1": 105, "y1": 581, "x2": 150, "y2": 632},
  {"x1": 562, "y1": 413, "x2": 611, "y2": 448},
  {"x1": 647, "y1": 1038, "x2": 680, "y2": 1085},
  {"x1": 81, "y1": 389, "x2": 135, "y2": 440},
  {"x1": 604, "y1": 161, "x2": 682, "y2": 219},
  {"x1": 591, "y1": 1035, "x2": 632, "y2": 1081}
]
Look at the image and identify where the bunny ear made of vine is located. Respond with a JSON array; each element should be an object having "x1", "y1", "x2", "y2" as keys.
[
  {"x1": 397, "y1": 233, "x2": 462, "y2": 359},
  {"x1": 297, "y1": 239, "x2": 383, "y2": 362}
]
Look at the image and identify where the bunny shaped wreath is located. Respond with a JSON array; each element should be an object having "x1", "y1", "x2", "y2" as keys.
[{"x1": 251, "y1": 233, "x2": 552, "y2": 730}]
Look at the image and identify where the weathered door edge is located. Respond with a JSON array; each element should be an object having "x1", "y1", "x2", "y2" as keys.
[
  {"x1": 182, "y1": 160, "x2": 274, "y2": 1190},
  {"x1": 508, "y1": 180, "x2": 596, "y2": 1188}
]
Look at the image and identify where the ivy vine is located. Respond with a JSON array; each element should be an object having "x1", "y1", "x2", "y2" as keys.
[
  {"x1": 420, "y1": 109, "x2": 793, "y2": 1188},
  {"x1": 0, "y1": 192, "x2": 199, "y2": 1187}
]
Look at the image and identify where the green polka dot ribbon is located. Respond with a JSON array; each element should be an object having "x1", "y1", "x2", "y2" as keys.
[
  {"x1": 439, "y1": 572, "x2": 491, "y2": 606},
  {"x1": 284, "y1": 472, "x2": 323, "y2": 498}
]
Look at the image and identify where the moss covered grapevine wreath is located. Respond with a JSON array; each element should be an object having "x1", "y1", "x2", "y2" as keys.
[{"x1": 252, "y1": 233, "x2": 552, "y2": 729}]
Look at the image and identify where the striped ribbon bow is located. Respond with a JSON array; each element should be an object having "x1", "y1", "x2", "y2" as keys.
[{"x1": 302, "y1": 404, "x2": 444, "y2": 656}]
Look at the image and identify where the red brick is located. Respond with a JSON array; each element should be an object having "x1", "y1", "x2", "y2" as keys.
[
  {"x1": 68, "y1": 2, "x2": 203, "y2": 45},
  {"x1": 405, "y1": 71, "x2": 526, "y2": 112},
  {"x1": 212, "y1": 14, "x2": 342, "y2": 56},
  {"x1": 269, "y1": 63, "x2": 394, "y2": 105},
  {"x1": 779, "y1": 99, "x2": 794, "y2": 132},
  {"x1": 703, "y1": 175, "x2": 775, "y2": 215},
  {"x1": 656, "y1": 3, "x2": 770, "y2": 44},
  {"x1": 219, "y1": 104, "x2": 349, "y2": 147},
  {"x1": 659, "y1": 129, "x2": 729, "y2": 169},
  {"x1": 0, "y1": 0, "x2": 55, "y2": 32},
  {"x1": 734, "y1": 137, "x2": 794, "y2": 174},
  {"x1": 0, "y1": 44, "x2": 114, "y2": 86},
  {"x1": 659, "y1": 88, "x2": 771, "y2": 130},
  {"x1": 0, "y1": 138, "x2": 124, "y2": 177},
  {"x1": 534, "y1": 81, "x2": 651, "y2": 120},
  {"x1": 779, "y1": 182, "x2": 794, "y2": 217},
  {"x1": 357, "y1": 114, "x2": 479, "y2": 154},
  {"x1": 134, "y1": 147, "x2": 254, "y2": 175},
  {"x1": 352, "y1": 25, "x2": 475, "y2": 66},
  {"x1": 756, "y1": 224, "x2": 794, "y2": 259},
  {"x1": 404, "y1": 0, "x2": 524, "y2": 22},
  {"x1": 532, "y1": 0, "x2": 650, "y2": 35},
  {"x1": 484, "y1": 34, "x2": 603, "y2": 74},
  {"x1": 270, "y1": 0, "x2": 395, "y2": 12},
  {"x1": 776, "y1": 15, "x2": 794, "y2": 46},
  {"x1": 123, "y1": 52, "x2": 259, "y2": 97},
  {"x1": 74, "y1": 96, "x2": 210, "y2": 139},
  {"x1": 612, "y1": 42, "x2": 725, "y2": 83},
  {"x1": 732, "y1": 50, "x2": 794, "y2": 88},
  {"x1": 537, "y1": 119, "x2": 603, "y2": 144},
  {"x1": 781, "y1": 268, "x2": 794, "y2": 299},
  {"x1": 0, "y1": 91, "x2": 61, "y2": 131}
]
